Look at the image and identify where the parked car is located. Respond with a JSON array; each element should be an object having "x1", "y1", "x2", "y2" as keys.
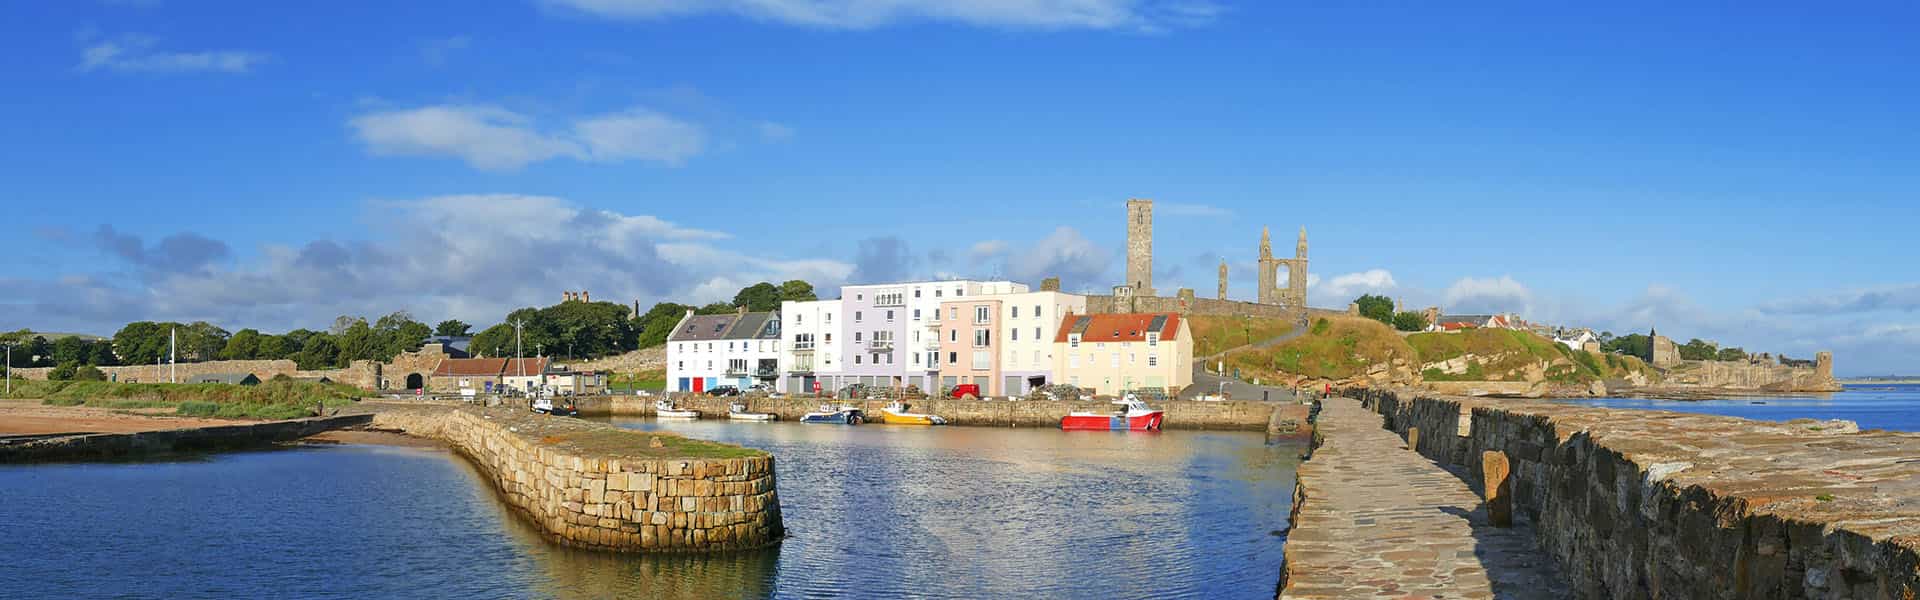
[
  {"x1": 707, "y1": 385, "x2": 743, "y2": 397},
  {"x1": 747, "y1": 383, "x2": 775, "y2": 394},
  {"x1": 950, "y1": 383, "x2": 982, "y2": 399}
]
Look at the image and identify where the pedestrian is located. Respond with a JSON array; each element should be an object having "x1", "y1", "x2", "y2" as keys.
[{"x1": 1323, "y1": 382, "x2": 1331, "y2": 399}]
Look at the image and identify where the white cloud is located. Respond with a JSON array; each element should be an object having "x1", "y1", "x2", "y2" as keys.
[
  {"x1": 541, "y1": 0, "x2": 1218, "y2": 30},
  {"x1": 1003, "y1": 227, "x2": 1111, "y2": 289},
  {"x1": 758, "y1": 121, "x2": 795, "y2": 142},
  {"x1": 1313, "y1": 269, "x2": 1397, "y2": 303},
  {"x1": 79, "y1": 34, "x2": 267, "y2": 74},
  {"x1": 0, "y1": 195, "x2": 852, "y2": 334},
  {"x1": 1442, "y1": 275, "x2": 1534, "y2": 315},
  {"x1": 348, "y1": 104, "x2": 706, "y2": 170},
  {"x1": 968, "y1": 240, "x2": 1008, "y2": 262},
  {"x1": 1757, "y1": 283, "x2": 1920, "y2": 315}
]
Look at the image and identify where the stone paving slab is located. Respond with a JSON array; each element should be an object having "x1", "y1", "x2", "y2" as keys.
[{"x1": 1279, "y1": 398, "x2": 1567, "y2": 599}]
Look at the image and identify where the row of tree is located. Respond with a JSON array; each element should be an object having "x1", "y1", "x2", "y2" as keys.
[
  {"x1": 4, "y1": 279, "x2": 823, "y2": 370},
  {"x1": 1353, "y1": 295, "x2": 1430, "y2": 332}
]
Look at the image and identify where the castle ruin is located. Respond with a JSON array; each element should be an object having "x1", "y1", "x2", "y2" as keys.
[{"x1": 1089, "y1": 198, "x2": 1322, "y2": 319}]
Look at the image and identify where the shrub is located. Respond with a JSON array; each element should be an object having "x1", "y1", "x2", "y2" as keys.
[
  {"x1": 1391, "y1": 311, "x2": 1428, "y2": 332},
  {"x1": 48, "y1": 362, "x2": 79, "y2": 381},
  {"x1": 73, "y1": 365, "x2": 107, "y2": 381},
  {"x1": 1311, "y1": 318, "x2": 1331, "y2": 336}
]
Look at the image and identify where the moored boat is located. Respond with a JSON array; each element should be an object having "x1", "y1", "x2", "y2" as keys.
[
  {"x1": 655, "y1": 399, "x2": 701, "y2": 420},
  {"x1": 727, "y1": 402, "x2": 777, "y2": 421},
  {"x1": 800, "y1": 404, "x2": 864, "y2": 424},
  {"x1": 878, "y1": 401, "x2": 947, "y2": 425},
  {"x1": 1061, "y1": 398, "x2": 1163, "y2": 431}
]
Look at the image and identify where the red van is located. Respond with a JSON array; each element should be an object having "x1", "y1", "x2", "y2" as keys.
[{"x1": 950, "y1": 384, "x2": 982, "y2": 399}]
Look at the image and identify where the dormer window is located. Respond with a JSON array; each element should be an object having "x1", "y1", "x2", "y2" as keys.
[
  {"x1": 1147, "y1": 332, "x2": 1160, "y2": 347},
  {"x1": 1069, "y1": 334, "x2": 1081, "y2": 348}
]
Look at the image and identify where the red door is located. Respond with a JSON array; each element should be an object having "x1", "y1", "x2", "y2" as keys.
[{"x1": 692, "y1": 377, "x2": 705, "y2": 393}]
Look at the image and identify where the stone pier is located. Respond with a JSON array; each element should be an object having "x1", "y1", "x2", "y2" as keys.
[
  {"x1": 372, "y1": 406, "x2": 783, "y2": 552},
  {"x1": 1331, "y1": 388, "x2": 1920, "y2": 598},
  {"x1": 1279, "y1": 398, "x2": 1567, "y2": 598},
  {"x1": 582, "y1": 395, "x2": 1308, "y2": 435}
]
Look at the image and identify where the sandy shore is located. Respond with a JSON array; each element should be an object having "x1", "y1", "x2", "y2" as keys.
[{"x1": 0, "y1": 399, "x2": 245, "y2": 435}]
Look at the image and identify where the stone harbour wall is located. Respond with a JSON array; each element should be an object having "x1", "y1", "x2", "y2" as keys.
[
  {"x1": 0, "y1": 414, "x2": 374, "y2": 462},
  {"x1": 584, "y1": 395, "x2": 1295, "y2": 431},
  {"x1": 371, "y1": 406, "x2": 782, "y2": 552},
  {"x1": 1349, "y1": 387, "x2": 1920, "y2": 599}
]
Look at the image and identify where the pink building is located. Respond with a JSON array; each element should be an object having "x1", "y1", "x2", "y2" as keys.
[{"x1": 936, "y1": 298, "x2": 1002, "y2": 396}]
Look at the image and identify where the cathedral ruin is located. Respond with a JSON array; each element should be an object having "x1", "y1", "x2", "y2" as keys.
[{"x1": 1087, "y1": 198, "x2": 1317, "y2": 319}]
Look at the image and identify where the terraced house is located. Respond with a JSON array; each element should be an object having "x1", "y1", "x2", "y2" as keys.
[
  {"x1": 1050, "y1": 312, "x2": 1192, "y2": 395},
  {"x1": 664, "y1": 308, "x2": 781, "y2": 393},
  {"x1": 935, "y1": 289, "x2": 1087, "y2": 396}
]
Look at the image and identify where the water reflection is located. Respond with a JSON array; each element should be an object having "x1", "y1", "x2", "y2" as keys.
[{"x1": 1556, "y1": 384, "x2": 1920, "y2": 432}]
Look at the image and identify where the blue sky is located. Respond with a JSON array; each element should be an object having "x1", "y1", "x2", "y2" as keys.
[{"x1": 2, "y1": 1, "x2": 1916, "y2": 375}]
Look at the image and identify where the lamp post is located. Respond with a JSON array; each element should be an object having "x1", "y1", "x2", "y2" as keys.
[{"x1": 4, "y1": 343, "x2": 11, "y2": 396}]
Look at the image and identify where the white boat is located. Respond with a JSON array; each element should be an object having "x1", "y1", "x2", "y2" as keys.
[
  {"x1": 801, "y1": 404, "x2": 865, "y2": 425},
  {"x1": 727, "y1": 402, "x2": 777, "y2": 421},
  {"x1": 655, "y1": 399, "x2": 701, "y2": 419}
]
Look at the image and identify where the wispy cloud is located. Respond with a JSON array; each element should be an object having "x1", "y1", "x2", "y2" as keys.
[
  {"x1": 1757, "y1": 283, "x2": 1920, "y2": 315},
  {"x1": 348, "y1": 104, "x2": 707, "y2": 170},
  {"x1": 420, "y1": 35, "x2": 471, "y2": 66},
  {"x1": 541, "y1": 0, "x2": 1219, "y2": 31},
  {"x1": 78, "y1": 34, "x2": 268, "y2": 74}
]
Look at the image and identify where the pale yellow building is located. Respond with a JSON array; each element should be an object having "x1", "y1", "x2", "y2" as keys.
[{"x1": 1049, "y1": 312, "x2": 1192, "y2": 395}]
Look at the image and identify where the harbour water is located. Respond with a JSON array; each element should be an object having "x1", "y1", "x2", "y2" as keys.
[
  {"x1": 1557, "y1": 384, "x2": 1920, "y2": 432},
  {"x1": 0, "y1": 422, "x2": 1304, "y2": 599}
]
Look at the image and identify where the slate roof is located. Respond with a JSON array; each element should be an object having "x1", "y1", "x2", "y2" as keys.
[
  {"x1": 669, "y1": 314, "x2": 742, "y2": 342},
  {"x1": 728, "y1": 311, "x2": 781, "y2": 340},
  {"x1": 191, "y1": 372, "x2": 259, "y2": 385},
  {"x1": 1053, "y1": 312, "x2": 1182, "y2": 343}
]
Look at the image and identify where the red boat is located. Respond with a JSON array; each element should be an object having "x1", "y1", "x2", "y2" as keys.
[{"x1": 1061, "y1": 398, "x2": 1164, "y2": 431}]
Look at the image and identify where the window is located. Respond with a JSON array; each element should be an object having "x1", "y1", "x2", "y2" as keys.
[
  {"x1": 913, "y1": 330, "x2": 920, "y2": 342},
  {"x1": 1111, "y1": 353, "x2": 1120, "y2": 367},
  {"x1": 972, "y1": 350, "x2": 991, "y2": 370},
  {"x1": 1035, "y1": 305, "x2": 1042, "y2": 319},
  {"x1": 1129, "y1": 353, "x2": 1136, "y2": 365},
  {"x1": 1069, "y1": 334, "x2": 1081, "y2": 348},
  {"x1": 949, "y1": 330, "x2": 957, "y2": 342},
  {"x1": 973, "y1": 328, "x2": 991, "y2": 347},
  {"x1": 1035, "y1": 327, "x2": 1041, "y2": 340},
  {"x1": 913, "y1": 309, "x2": 921, "y2": 320},
  {"x1": 1069, "y1": 355, "x2": 1078, "y2": 368},
  {"x1": 875, "y1": 292, "x2": 904, "y2": 307},
  {"x1": 914, "y1": 289, "x2": 922, "y2": 298},
  {"x1": 855, "y1": 331, "x2": 863, "y2": 341},
  {"x1": 886, "y1": 310, "x2": 894, "y2": 321},
  {"x1": 729, "y1": 358, "x2": 747, "y2": 372},
  {"x1": 856, "y1": 294, "x2": 863, "y2": 300},
  {"x1": 954, "y1": 287, "x2": 964, "y2": 296},
  {"x1": 796, "y1": 314, "x2": 803, "y2": 324},
  {"x1": 947, "y1": 351, "x2": 957, "y2": 365},
  {"x1": 854, "y1": 311, "x2": 863, "y2": 322},
  {"x1": 1147, "y1": 332, "x2": 1160, "y2": 347},
  {"x1": 927, "y1": 351, "x2": 938, "y2": 366},
  {"x1": 974, "y1": 306, "x2": 990, "y2": 324},
  {"x1": 677, "y1": 361, "x2": 684, "y2": 369},
  {"x1": 1011, "y1": 306, "x2": 1019, "y2": 318},
  {"x1": 826, "y1": 313, "x2": 832, "y2": 323},
  {"x1": 912, "y1": 352, "x2": 919, "y2": 365},
  {"x1": 1148, "y1": 354, "x2": 1159, "y2": 367},
  {"x1": 1010, "y1": 328, "x2": 1018, "y2": 341},
  {"x1": 948, "y1": 307, "x2": 957, "y2": 320},
  {"x1": 874, "y1": 330, "x2": 893, "y2": 343},
  {"x1": 795, "y1": 333, "x2": 815, "y2": 349},
  {"x1": 855, "y1": 355, "x2": 862, "y2": 364},
  {"x1": 1069, "y1": 376, "x2": 1079, "y2": 386},
  {"x1": 824, "y1": 333, "x2": 833, "y2": 342},
  {"x1": 935, "y1": 289, "x2": 943, "y2": 298},
  {"x1": 1033, "y1": 351, "x2": 1042, "y2": 368},
  {"x1": 885, "y1": 353, "x2": 894, "y2": 364}
]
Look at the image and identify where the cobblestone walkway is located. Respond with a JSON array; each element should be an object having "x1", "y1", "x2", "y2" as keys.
[{"x1": 1279, "y1": 398, "x2": 1568, "y2": 599}]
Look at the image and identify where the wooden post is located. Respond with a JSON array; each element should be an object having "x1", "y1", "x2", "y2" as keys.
[
  {"x1": 1483, "y1": 450, "x2": 1512, "y2": 527},
  {"x1": 1406, "y1": 426, "x2": 1420, "y2": 453}
]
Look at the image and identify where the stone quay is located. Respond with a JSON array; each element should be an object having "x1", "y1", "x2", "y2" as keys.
[
  {"x1": 372, "y1": 405, "x2": 783, "y2": 553},
  {"x1": 578, "y1": 395, "x2": 1311, "y2": 438},
  {"x1": 1280, "y1": 387, "x2": 1920, "y2": 599}
]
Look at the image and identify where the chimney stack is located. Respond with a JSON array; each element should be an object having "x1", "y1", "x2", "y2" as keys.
[{"x1": 582, "y1": 290, "x2": 590, "y2": 303}]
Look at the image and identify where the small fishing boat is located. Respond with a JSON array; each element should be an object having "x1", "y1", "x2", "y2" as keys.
[
  {"x1": 878, "y1": 401, "x2": 947, "y2": 425},
  {"x1": 1061, "y1": 397, "x2": 1164, "y2": 431},
  {"x1": 655, "y1": 399, "x2": 701, "y2": 420},
  {"x1": 801, "y1": 404, "x2": 864, "y2": 424},
  {"x1": 727, "y1": 402, "x2": 777, "y2": 421}
]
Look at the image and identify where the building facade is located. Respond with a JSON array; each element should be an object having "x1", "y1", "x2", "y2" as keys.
[
  {"x1": 665, "y1": 309, "x2": 782, "y2": 393},
  {"x1": 1050, "y1": 312, "x2": 1192, "y2": 395},
  {"x1": 778, "y1": 298, "x2": 841, "y2": 394},
  {"x1": 936, "y1": 290, "x2": 1087, "y2": 397}
]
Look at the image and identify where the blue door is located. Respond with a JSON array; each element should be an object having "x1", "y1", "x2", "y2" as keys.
[{"x1": 678, "y1": 378, "x2": 690, "y2": 392}]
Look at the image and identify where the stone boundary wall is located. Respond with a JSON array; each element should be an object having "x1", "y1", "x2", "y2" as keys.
[
  {"x1": 9, "y1": 359, "x2": 384, "y2": 388},
  {"x1": 0, "y1": 414, "x2": 373, "y2": 462},
  {"x1": 1346, "y1": 387, "x2": 1920, "y2": 598},
  {"x1": 582, "y1": 395, "x2": 1293, "y2": 431},
  {"x1": 557, "y1": 347, "x2": 667, "y2": 373},
  {"x1": 371, "y1": 406, "x2": 782, "y2": 552}
]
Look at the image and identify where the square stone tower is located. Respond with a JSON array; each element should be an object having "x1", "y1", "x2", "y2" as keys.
[{"x1": 1126, "y1": 198, "x2": 1155, "y2": 296}]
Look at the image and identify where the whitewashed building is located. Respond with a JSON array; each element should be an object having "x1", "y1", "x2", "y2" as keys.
[
  {"x1": 664, "y1": 308, "x2": 782, "y2": 393},
  {"x1": 777, "y1": 298, "x2": 841, "y2": 394}
]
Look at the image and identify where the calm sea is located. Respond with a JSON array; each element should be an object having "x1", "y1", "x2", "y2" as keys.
[{"x1": 1556, "y1": 383, "x2": 1920, "y2": 432}]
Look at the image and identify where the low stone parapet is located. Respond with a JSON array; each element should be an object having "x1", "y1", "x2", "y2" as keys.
[
  {"x1": 584, "y1": 395, "x2": 1294, "y2": 431},
  {"x1": 0, "y1": 414, "x2": 374, "y2": 462},
  {"x1": 371, "y1": 406, "x2": 782, "y2": 553},
  {"x1": 1347, "y1": 387, "x2": 1920, "y2": 598}
]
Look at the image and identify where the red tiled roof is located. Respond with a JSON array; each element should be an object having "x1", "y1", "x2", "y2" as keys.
[
  {"x1": 502, "y1": 358, "x2": 549, "y2": 376},
  {"x1": 433, "y1": 358, "x2": 506, "y2": 377},
  {"x1": 1053, "y1": 312, "x2": 1181, "y2": 343}
]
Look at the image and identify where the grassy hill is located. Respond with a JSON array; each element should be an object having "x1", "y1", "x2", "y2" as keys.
[
  {"x1": 4, "y1": 379, "x2": 368, "y2": 420},
  {"x1": 1223, "y1": 316, "x2": 1414, "y2": 381},
  {"x1": 1187, "y1": 315, "x2": 1296, "y2": 357},
  {"x1": 1407, "y1": 328, "x2": 1650, "y2": 383}
]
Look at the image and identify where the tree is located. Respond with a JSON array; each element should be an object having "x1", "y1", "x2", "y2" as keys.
[
  {"x1": 732, "y1": 282, "x2": 782, "y2": 312},
  {"x1": 1601, "y1": 333, "x2": 1652, "y2": 360},
  {"x1": 223, "y1": 329, "x2": 264, "y2": 360},
  {"x1": 333, "y1": 317, "x2": 380, "y2": 364},
  {"x1": 1353, "y1": 294, "x2": 1394, "y2": 325},
  {"x1": 696, "y1": 302, "x2": 736, "y2": 315},
  {"x1": 179, "y1": 322, "x2": 230, "y2": 362},
  {"x1": 1391, "y1": 311, "x2": 1429, "y2": 332},
  {"x1": 635, "y1": 302, "x2": 691, "y2": 348},
  {"x1": 1716, "y1": 347, "x2": 1748, "y2": 362},
  {"x1": 50, "y1": 336, "x2": 89, "y2": 366},
  {"x1": 373, "y1": 311, "x2": 431, "y2": 359},
  {"x1": 47, "y1": 362, "x2": 78, "y2": 381},
  {"x1": 72, "y1": 365, "x2": 107, "y2": 381},
  {"x1": 1678, "y1": 338, "x2": 1718, "y2": 361},
  {"x1": 434, "y1": 319, "x2": 472, "y2": 337},
  {"x1": 255, "y1": 334, "x2": 291, "y2": 360},
  {"x1": 87, "y1": 340, "x2": 118, "y2": 366},
  {"x1": 778, "y1": 280, "x2": 817, "y2": 302},
  {"x1": 112, "y1": 322, "x2": 169, "y2": 366},
  {"x1": 291, "y1": 335, "x2": 339, "y2": 370}
]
